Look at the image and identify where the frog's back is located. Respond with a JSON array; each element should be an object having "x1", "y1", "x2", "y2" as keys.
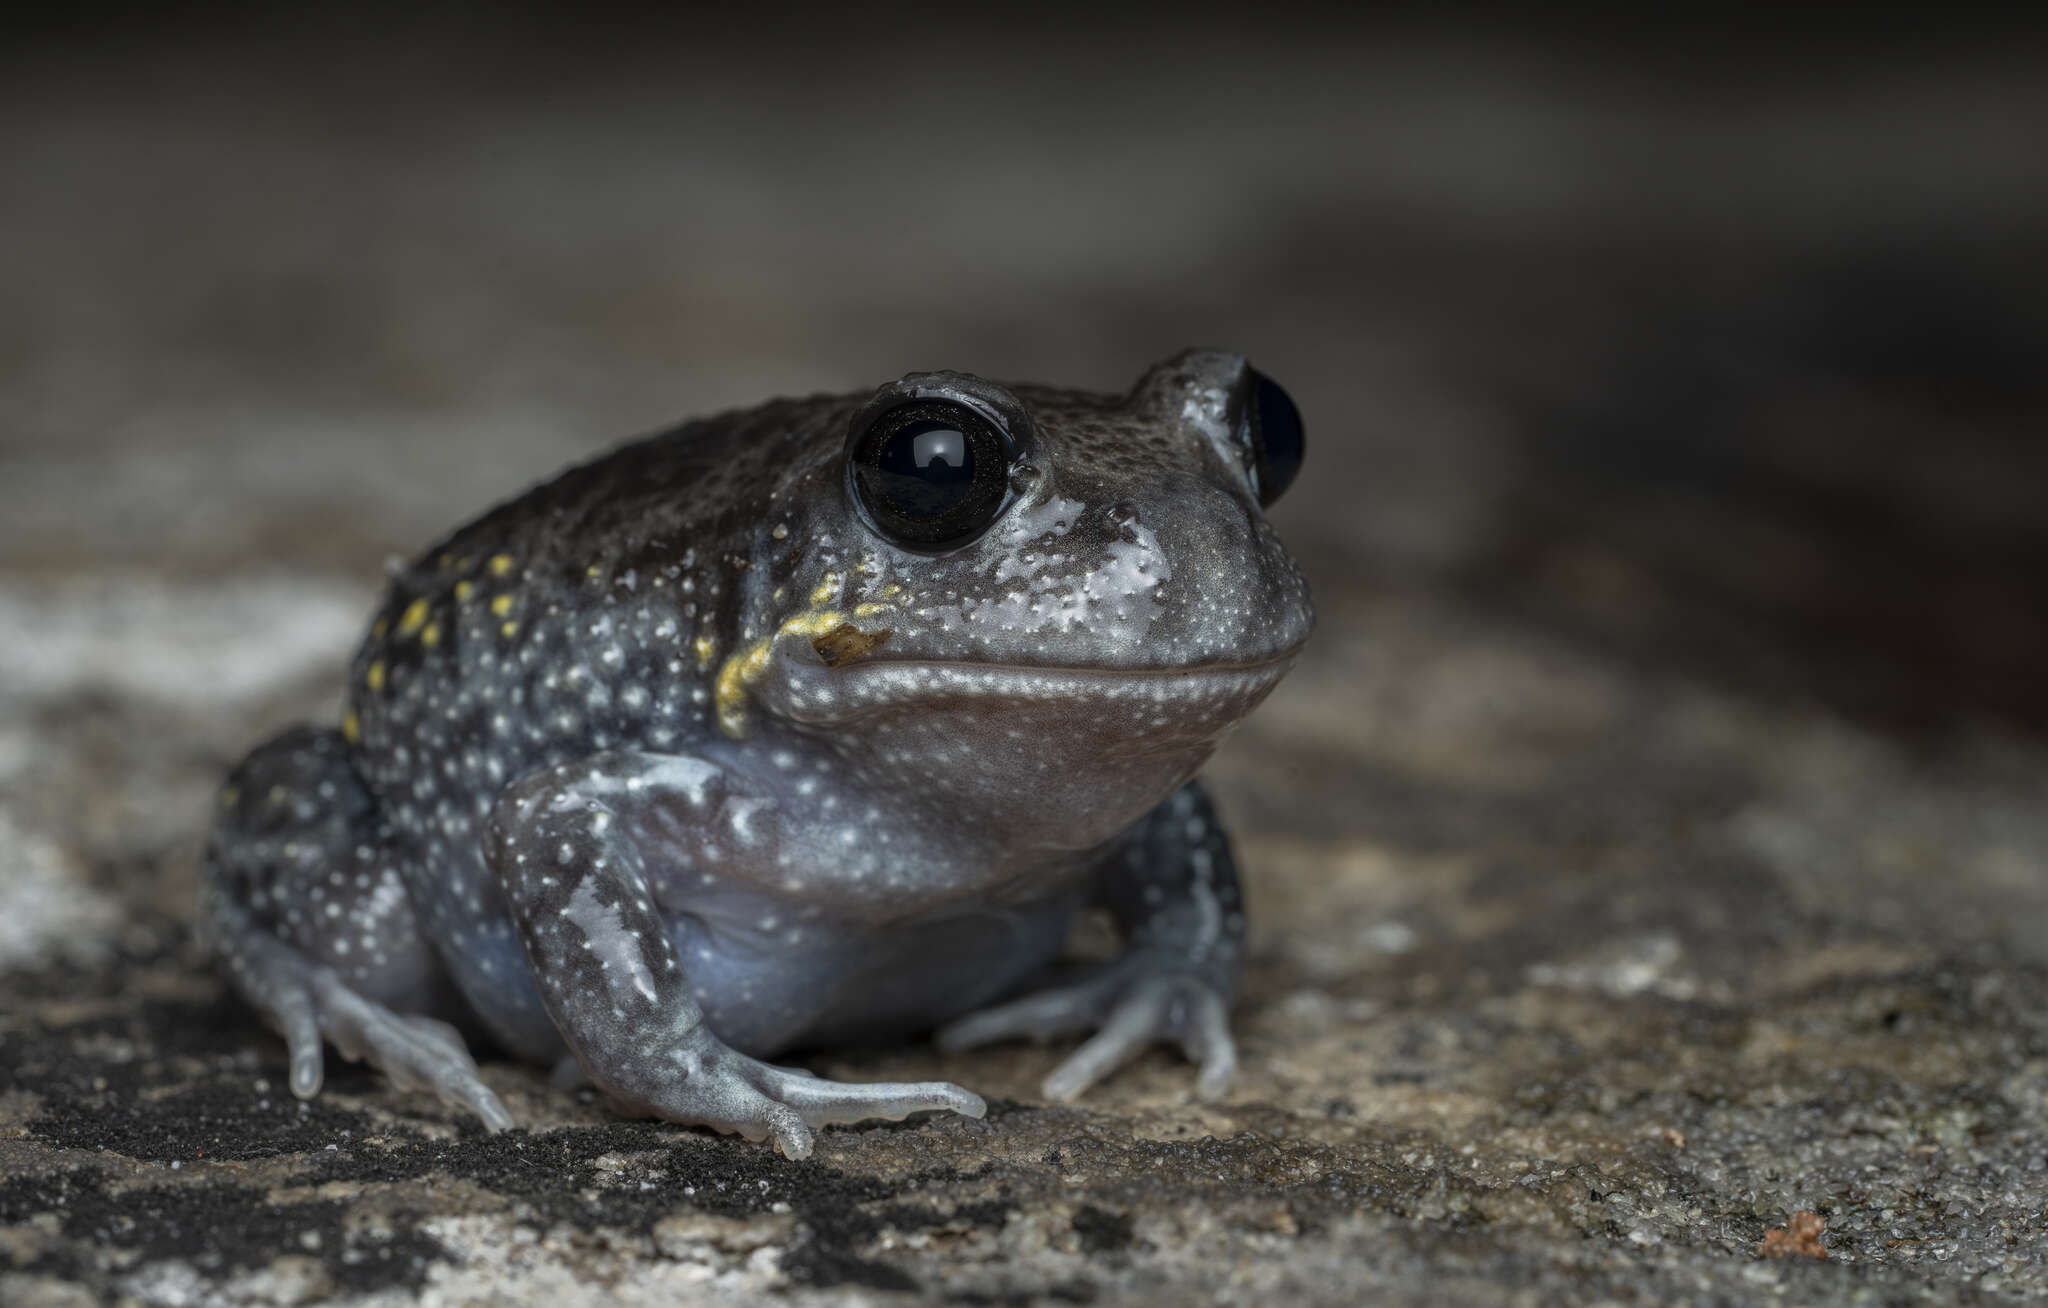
[{"x1": 342, "y1": 394, "x2": 844, "y2": 814}]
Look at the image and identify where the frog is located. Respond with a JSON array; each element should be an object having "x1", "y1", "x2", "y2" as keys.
[{"x1": 201, "y1": 349, "x2": 1313, "y2": 1158}]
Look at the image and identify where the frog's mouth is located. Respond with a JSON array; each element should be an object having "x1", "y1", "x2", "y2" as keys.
[
  {"x1": 765, "y1": 640, "x2": 1305, "y2": 734},
  {"x1": 746, "y1": 637, "x2": 1304, "y2": 847}
]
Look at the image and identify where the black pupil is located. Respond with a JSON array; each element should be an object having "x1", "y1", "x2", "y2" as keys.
[
  {"x1": 875, "y1": 419, "x2": 977, "y2": 518},
  {"x1": 849, "y1": 397, "x2": 1013, "y2": 552}
]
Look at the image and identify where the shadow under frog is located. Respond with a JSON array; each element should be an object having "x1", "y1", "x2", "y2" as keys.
[{"x1": 201, "y1": 350, "x2": 1313, "y2": 1157}]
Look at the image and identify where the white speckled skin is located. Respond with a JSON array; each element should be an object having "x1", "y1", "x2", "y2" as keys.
[{"x1": 201, "y1": 349, "x2": 1313, "y2": 1156}]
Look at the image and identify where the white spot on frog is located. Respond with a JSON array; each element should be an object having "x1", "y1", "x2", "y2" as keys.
[
  {"x1": 964, "y1": 496, "x2": 1167, "y2": 642},
  {"x1": 564, "y1": 880, "x2": 660, "y2": 1006}
]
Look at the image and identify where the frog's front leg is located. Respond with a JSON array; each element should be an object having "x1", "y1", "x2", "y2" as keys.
[
  {"x1": 485, "y1": 752, "x2": 985, "y2": 1158},
  {"x1": 937, "y1": 781, "x2": 1243, "y2": 1101}
]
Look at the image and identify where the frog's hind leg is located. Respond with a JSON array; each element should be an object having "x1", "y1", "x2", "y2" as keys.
[{"x1": 202, "y1": 725, "x2": 512, "y2": 1130}]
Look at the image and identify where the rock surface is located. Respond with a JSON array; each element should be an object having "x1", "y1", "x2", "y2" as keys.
[{"x1": 4, "y1": 14, "x2": 2047, "y2": 1306}]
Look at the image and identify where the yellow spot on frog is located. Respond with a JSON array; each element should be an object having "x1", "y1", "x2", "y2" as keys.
[
  {"x1": 715, "y1": 643, "x2": 773, "y2": 736},
  {"x1": 421, "y1": 622, "x2": 441, "y2": 650},
  {"x1": 488, "y1": 553, "x2": 516, "y2": 578},
  {"x1": 366, "y1": 660, "x2": 386, "y2": 692},
  {"x1": 809, "y1": 572, "x2": 842, "y2": 607},
  {"x1": 586, "y1": 564, "x2": 602, "y2": 581},
  {"x1": 694, "y1": 634, "x2": 717, "y2": 671},
  {"x1": 501, "y1": 620, "x2": 519, "y2": 638},
  {"x1": 342, "y1": 710, "x2": 361, "y2": 743},
  {"x1": 490, "y1": 594, "x2": 515, "y2": 618},
  {"x1": 398, "y1": 598, "x2": 430, "y2": 637},
  {"x1": 714, "y1": 609, "x2": 865, "y2": 737},
  {"x1": 454, "y1": 580, "x2": 475, "y2": 603},
  {"x1": 771, "y1": 522, "x2": 790, "y2": 540},
  {"x1": 372, "y1": 617, "x2": 389, "y2": 639},
  {"x1": 853, "y1": 602, "x2": 890, "y2": 618}
]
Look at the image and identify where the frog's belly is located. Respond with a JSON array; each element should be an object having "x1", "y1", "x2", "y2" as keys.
[{"x1": 668, "y1": 899, "x2": 1076, "y2": 1057}]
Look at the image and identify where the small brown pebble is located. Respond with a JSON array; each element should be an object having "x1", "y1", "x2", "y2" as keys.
[{"x1": 1759, "y1": 1210, "x2": 1827, "y2": 1259}]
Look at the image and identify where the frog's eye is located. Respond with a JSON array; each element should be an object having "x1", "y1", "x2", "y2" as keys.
[
  {"x1": 1238, "y1": 369, "x2": 1305, "y2": 507},
  {"x1": 847, "y1": 399, "x2": 1015, "y2": 551}
]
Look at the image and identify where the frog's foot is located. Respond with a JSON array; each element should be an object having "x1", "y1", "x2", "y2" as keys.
[
  {"x1": 208, "y1": 885, "x2": 511, "y2": 1130},
  {"x1": 936, "y1": 956, "x2": 1237, "y2": 1102},
  {"x1": 263, "y1": 966, "x2": 515, "y2": 1132},
  {"x1": 623, "y1": 1030, "x2": 985, "y2": 1160},
  {"x1": 205, "y1": 724, "x2": 509, "y2": 1130}
]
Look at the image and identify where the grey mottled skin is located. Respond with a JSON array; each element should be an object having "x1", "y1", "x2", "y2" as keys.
[{"x1": 202, "y1": 350, "x2": 1314, "y2": 1157}]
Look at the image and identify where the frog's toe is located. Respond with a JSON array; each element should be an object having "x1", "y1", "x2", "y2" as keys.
[
  {"x1": 752, "y1": 1101, "x2": 816, "y2": 1160},
  {"x1": 549, "y1": 1056, "x2": 590, "y2": 1092},
  {"x1": 764, "y1": 1066, "x2": 987, "y2": 1130},
  {"x1": 315, "y1": 977, "x2": 513, "y2": 1131},
  {"x1": 935, "y1": 983, "x2": 1105, "y2": 1051},
  {"x1": 1187, "y1": 996, "x2": 1239, "y2": 1100},
  {"x1": 270, "y1": 982, "x2": 327, "y2": 1099},
  {"x1": 629, "y1": 1049, "x2": 817, "y2": 1157},
  {"x1": 557, "y1": 1053, "x2": 815, "y2": 1093},
  {"x1": 1008, "y1": 971, "x2": 1235, "y2": 1104}
]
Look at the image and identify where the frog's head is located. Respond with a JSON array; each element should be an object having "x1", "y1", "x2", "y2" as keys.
[{"x1": 738, "y1": 350, "x2": 1315, "y2": 850}]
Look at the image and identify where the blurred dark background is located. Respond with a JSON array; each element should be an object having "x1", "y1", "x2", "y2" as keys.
[{"x1": 3, "y1": 7, "x2": 2043, "y2": 747}]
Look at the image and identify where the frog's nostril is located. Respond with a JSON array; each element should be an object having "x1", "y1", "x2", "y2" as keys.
[{"x1": 1107, "y1": 500, "x2": 1143, "y2": 541}]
